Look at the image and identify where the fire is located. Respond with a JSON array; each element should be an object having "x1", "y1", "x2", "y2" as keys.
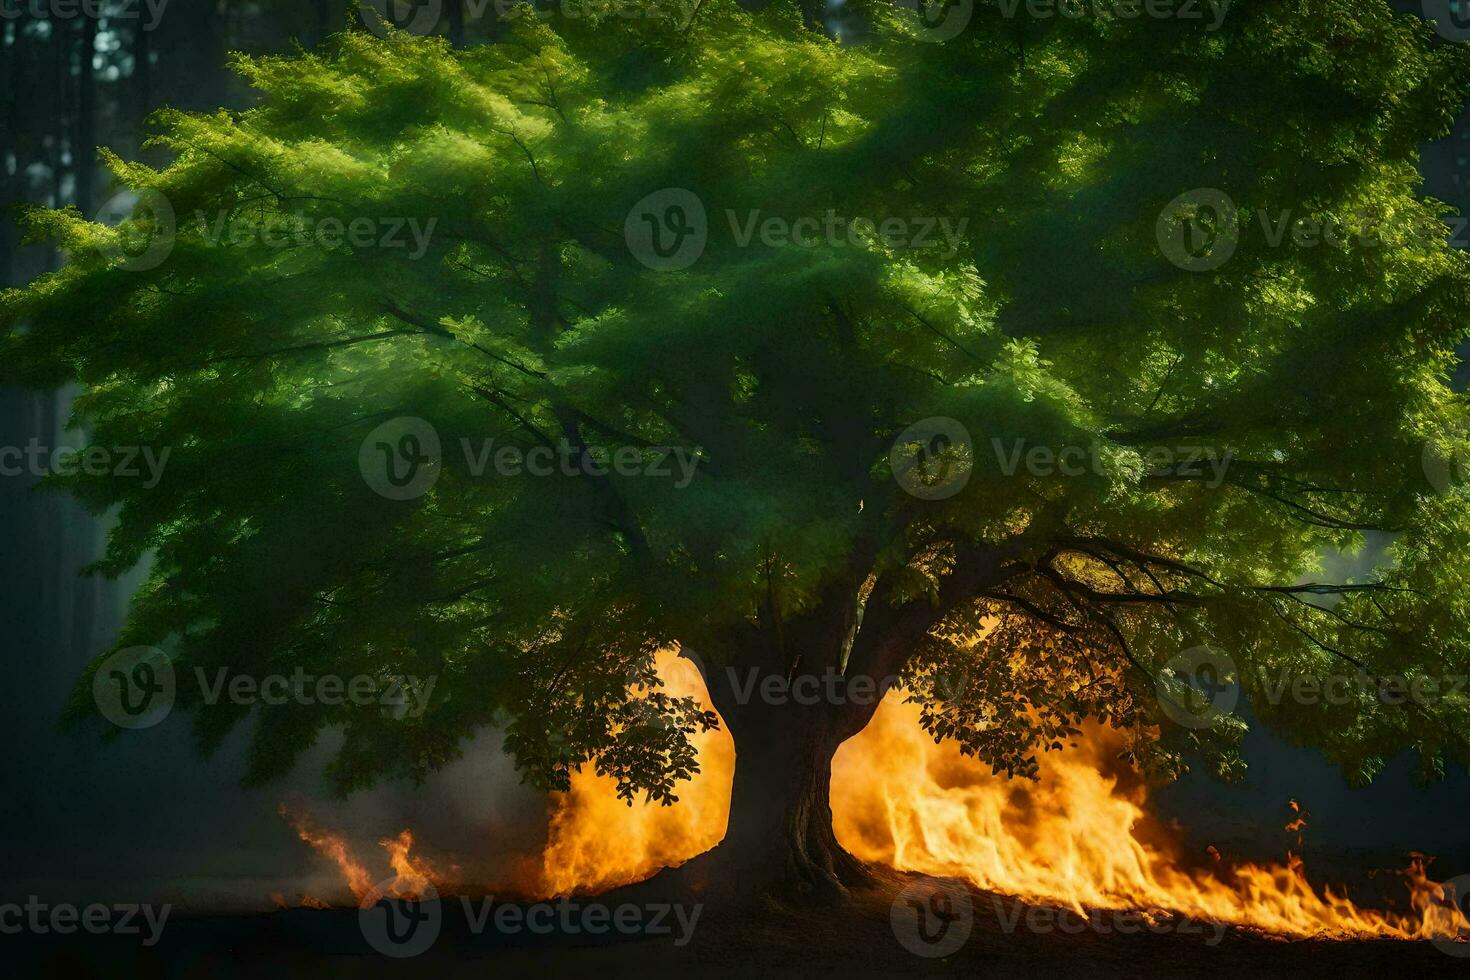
[
  {"x1": 830, "y1": 696, "x2": 1466, "y2": 941},
  {"x1": 284, "y1": 652, "x2": 1469, "y2": 946},
  {"x1": 279, "y1": 802, "x2": 375, "y2": 904},
  {"x1": 381, "y1": 829, "x2": 441, "y2": 899},
  {"x1": 539, "y1": 651, "x2": 734, "y2": 896},
  {"x1": 278, "y1": 804, "x2": 445, "y2": 907},
  {"x1": 536, "y1": 653, "x2": 1468, "y2": 943}
]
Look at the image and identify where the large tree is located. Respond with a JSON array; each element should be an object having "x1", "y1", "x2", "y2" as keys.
[{"x1": 5, "y1": 0, "x2": 1470, "y2": 899}]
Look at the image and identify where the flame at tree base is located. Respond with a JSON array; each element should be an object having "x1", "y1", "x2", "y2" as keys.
[
  {"x1": 538, "y1": 655, "x2": 1468, "y2": 943},
  {"x1": 281, "y1": 652, "x2": 1469, "y2": 945},
  {"x1": 831, "y1": 698, "x2": 1465, "y2": 942}
]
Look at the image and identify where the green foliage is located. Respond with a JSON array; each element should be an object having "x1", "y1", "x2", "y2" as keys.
[{"x1": 5, "y1": 1, "x2": 1470, "y2": 798}]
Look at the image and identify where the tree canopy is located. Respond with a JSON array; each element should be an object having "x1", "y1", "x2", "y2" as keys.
[{"x1": 5, "y1": 0, "x2": 1470, "y2": 803}]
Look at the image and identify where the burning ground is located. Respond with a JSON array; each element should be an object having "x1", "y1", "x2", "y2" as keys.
[
  {"x1": 14, "y1": 650, "x2": 1465, "y2": 975},
  {"x1": 262, "y1": 651, "x2": 1469, "y2": 959}
]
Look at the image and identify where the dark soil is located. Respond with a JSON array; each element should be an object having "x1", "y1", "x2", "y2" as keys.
[{"x1": 6, "y1": 869, "x2": 1465, "y2": 979}]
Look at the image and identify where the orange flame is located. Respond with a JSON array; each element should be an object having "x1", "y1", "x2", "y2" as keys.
[
  {"x1": 381, "y1": 829, "x2": 440, "y2": 899},
  {"x1": 278, "y1": 804, "x2": 446, "y2": 908},
  {"x1": 535, "y1": 652, "x2": 1469, "y2": 943},
  {"x1": 539, "y1": 651, "x2": 734, "y2": 896},
  {"x1": 285, "y1": 652, "x2": 1468, "y2": 944},
  {"x1": 830, "y1": 696, "x2": 1465, "y2": 940},
  {"x1": 279, "y1": 802, "x2": 375, "y2": 904}
]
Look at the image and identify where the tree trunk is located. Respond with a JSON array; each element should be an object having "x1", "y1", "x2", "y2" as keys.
[
  {"x1": 670, "y1": 543, "x2": 1018, "y2": 903},
  {"x1": 688, "y1": 644, "x2": 890, "y2": 904},
  {"x1": 718, "y1": 709, "x2": 871, "y2": 901}
]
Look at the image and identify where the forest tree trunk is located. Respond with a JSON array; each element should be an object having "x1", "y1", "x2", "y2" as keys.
[
  {"x1": 720, "y1": 711, "x2": 871, "y2": 899},
  {"x1": 693, "y1": 653, "x2": 890, "y2": 903}
]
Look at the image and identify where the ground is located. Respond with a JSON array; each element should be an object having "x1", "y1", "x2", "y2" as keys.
[{"x1": 7, "y1": 870, "x2": 1463, "y2": 978}]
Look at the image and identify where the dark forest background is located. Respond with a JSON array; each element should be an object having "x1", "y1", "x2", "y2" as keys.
[{"x1": 1, "y1": 0, "x2": 1467, "y2": 910}]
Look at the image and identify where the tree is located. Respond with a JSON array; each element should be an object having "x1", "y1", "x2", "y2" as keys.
[{"x1": 4, "y1": 0, "x2": 1470, "y2": 900}]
